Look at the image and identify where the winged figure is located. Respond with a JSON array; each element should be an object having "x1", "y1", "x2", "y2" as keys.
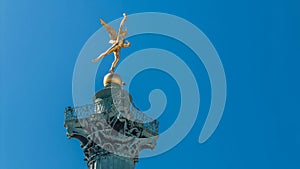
[{"x1": 92, "y1": 13, "x2": 131, "y2": 73}]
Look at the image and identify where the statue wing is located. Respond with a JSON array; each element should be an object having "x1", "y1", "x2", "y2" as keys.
[
  {"x1": 118, "y1": 28, "x2": 128, "y2": 40},
  {"x1": 100, "y1": 19, "x2": 117, "y2": 43}
]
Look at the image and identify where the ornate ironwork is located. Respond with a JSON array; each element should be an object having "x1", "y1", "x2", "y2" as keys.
[
  {"x1": 64, "y1": 85, "x2": 159, "y2": 168},
  {"x1": 64, "y1": 102, "x2": 159, "y2": 135}
]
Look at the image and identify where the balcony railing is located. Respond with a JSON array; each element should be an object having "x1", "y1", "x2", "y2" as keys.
[{"x1": 64, "y1": 100, "x2": 159, "y2": 135}]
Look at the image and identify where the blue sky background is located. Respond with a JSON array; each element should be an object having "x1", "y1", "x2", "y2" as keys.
[{"x1": 1, "y1": 0, "x2": 300, "y2": 169}]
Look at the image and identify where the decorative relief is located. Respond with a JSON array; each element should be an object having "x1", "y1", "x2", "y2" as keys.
[{"x1": 64, "y1": 88, "x2": 159, "y2": 162}]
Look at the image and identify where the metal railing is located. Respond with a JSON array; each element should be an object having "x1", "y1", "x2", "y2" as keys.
[{"x1": 64, "y1": 100, "x2": 159, "y2": 134}]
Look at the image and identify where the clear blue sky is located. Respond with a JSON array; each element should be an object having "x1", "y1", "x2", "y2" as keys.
[{"x1": 1, "y1": 0, "x2": 300, "y2": 169}]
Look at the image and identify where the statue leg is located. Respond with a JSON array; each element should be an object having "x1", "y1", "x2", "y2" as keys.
[
  {"x1": 92, "y1": 52, "x2": 108, "y2": 62},
  {"x1": 92, "y1": 44, "x2": 118, "y2": 62},
  {"x1": 110, "y1": 51, "x2": 120, "y2": 73}
]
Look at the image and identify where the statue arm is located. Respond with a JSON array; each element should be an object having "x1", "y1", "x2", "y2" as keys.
[
  {"x1": 122, "y1": 40, "x2": 131, "y2": 48},
  {"x1": 118, "y1": 13, "x2": 127, "y2": 33}
]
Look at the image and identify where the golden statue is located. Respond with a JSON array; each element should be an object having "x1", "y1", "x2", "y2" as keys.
[{"x1": 92, "y1": 13, "x2": 131, "y2": 73}]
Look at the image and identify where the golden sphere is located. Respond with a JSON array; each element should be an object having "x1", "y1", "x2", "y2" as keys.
[{"x1": 103, "y1": 73, "x2": 123, "y2": 86}]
